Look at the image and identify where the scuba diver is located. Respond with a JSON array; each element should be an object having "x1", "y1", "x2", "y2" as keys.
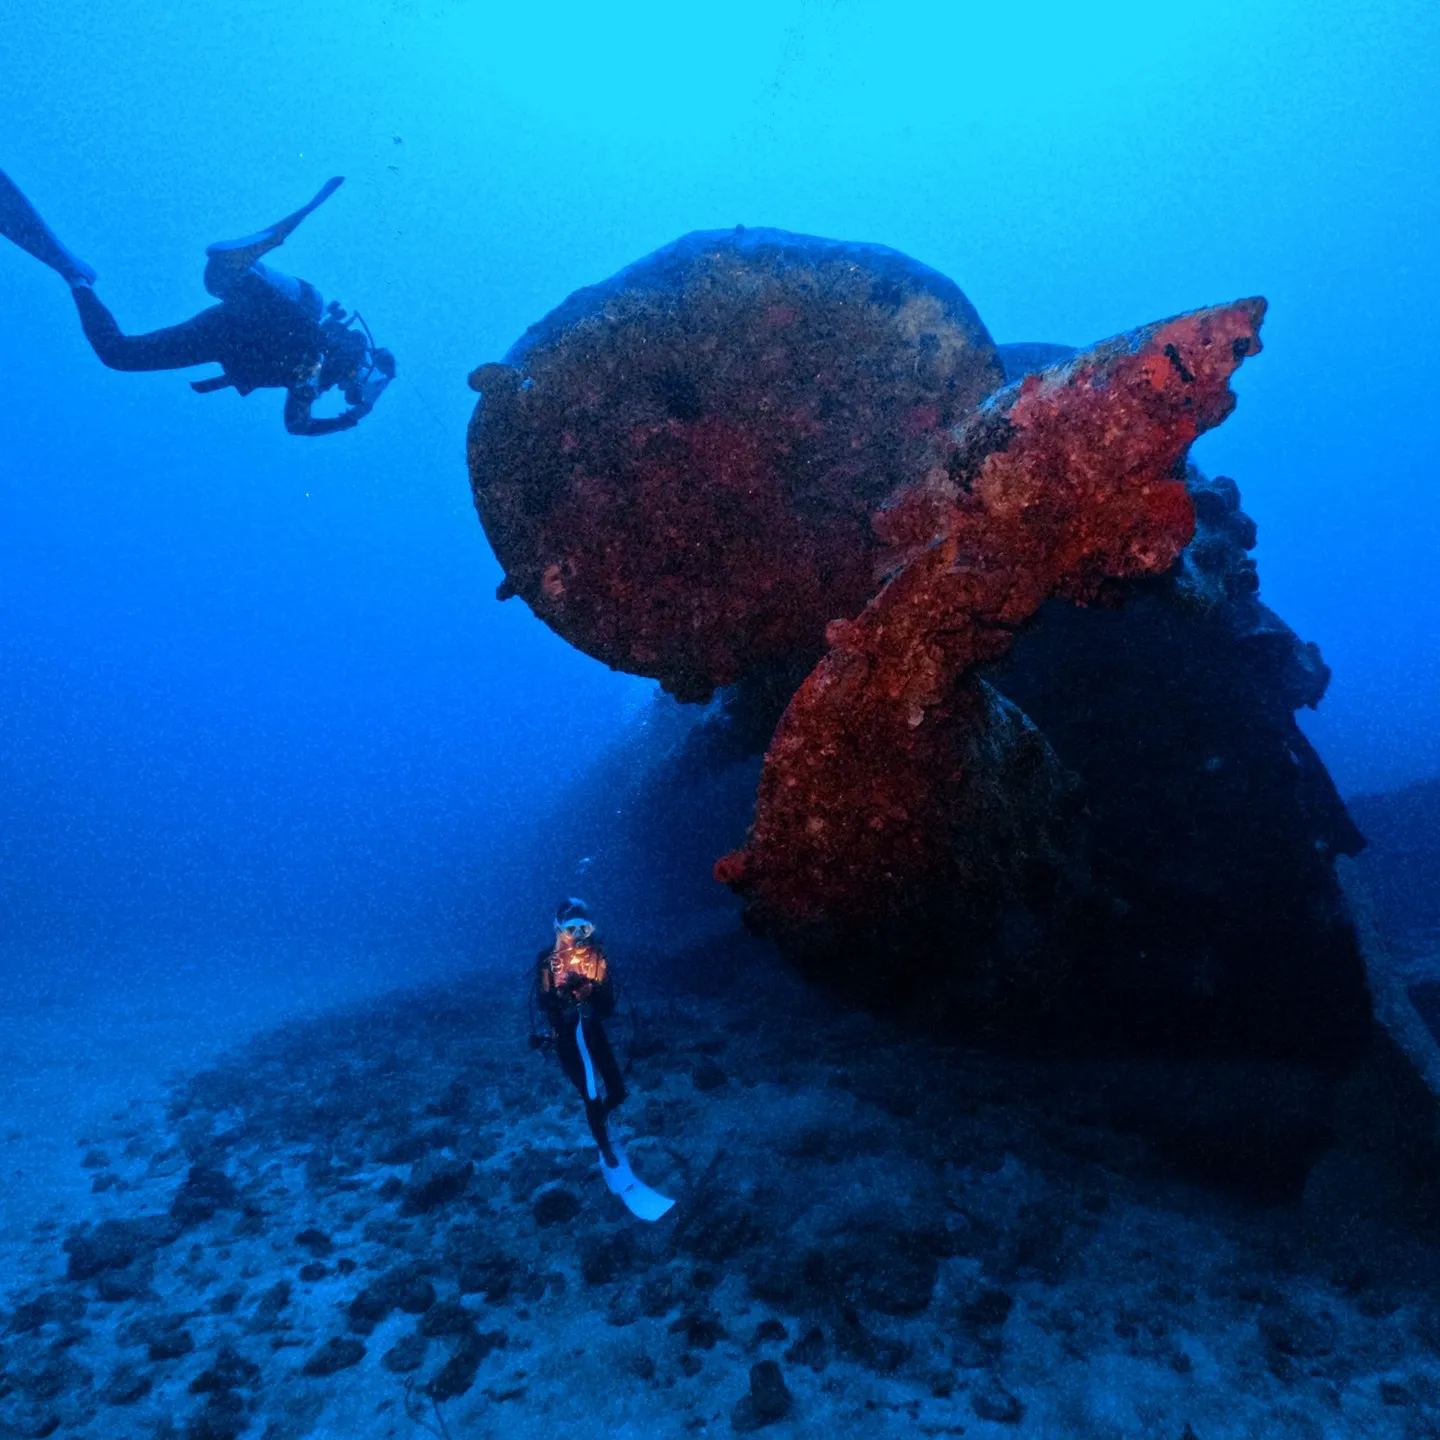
[
  {"x1": 532, "y1": 897, "x2": 628, "y2": 1167},
  {"x1": 0, "y1": 168, "x2": 393, "y2": 436},
  {"x1": 529, "y1": 897, "x2": 674, "y2": 1221}
]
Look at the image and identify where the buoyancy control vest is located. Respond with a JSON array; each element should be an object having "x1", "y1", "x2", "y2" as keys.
[{"x1": 190, "y1": 272, "x2": 327, "y2": 397}]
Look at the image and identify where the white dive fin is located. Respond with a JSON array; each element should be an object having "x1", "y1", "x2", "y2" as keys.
[{"x1": 600, "y1": 1146, "x2": 675, "y2": 1222}]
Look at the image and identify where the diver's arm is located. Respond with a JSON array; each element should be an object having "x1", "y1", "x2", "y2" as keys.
[
  {"x1": 535, "y1": 953, "x2": 566, "y2": 1028},
  {"x1": 284, "y1": 367, "x2": 391, "y2": 437},
  {"x1": 283, "y1": 386, "x2": 369, "y2": 436}
]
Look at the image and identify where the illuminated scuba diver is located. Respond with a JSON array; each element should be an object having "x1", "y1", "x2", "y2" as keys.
[
  {"x1": 531, "y1": 898, "x2": 674, "y2": 1221},
  {"x1": 0, "y1": 169, "x2": 393, "y2": 436},
  {"x1": 532, "y1": 897, "x2": 628, "y2": 1165}
]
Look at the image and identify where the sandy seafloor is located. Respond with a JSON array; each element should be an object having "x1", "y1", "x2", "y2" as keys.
[
  {"x1": 3, "y1": 922, "x2": 1440, "y2": 1440},
  {"x1": 0, "y1": 947, "x2": 436, "y2": 1246}
]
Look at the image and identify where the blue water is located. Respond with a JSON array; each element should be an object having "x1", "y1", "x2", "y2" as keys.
[
  {"x1": 1, "y1": 0, "x2": 1436, "y2": 971},
  {"x1": 3, "y1": 10, "x2": 1440, "y2": 1439}
]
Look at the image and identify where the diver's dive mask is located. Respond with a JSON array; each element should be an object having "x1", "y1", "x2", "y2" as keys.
[{"x1": 555, "y1": 918, "x2": 596, "y2": 943}]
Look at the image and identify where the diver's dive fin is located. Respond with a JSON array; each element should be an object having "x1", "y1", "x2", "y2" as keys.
[
  {"x1": 205, "y1": 175, "x2": 345, "y2": 262},
  {"x1": 600, "y1": 1144, "x2": 675, "y2": 1222},
  {"x1": 0, "y1": 168, "x2": 96, "y2": 284}
]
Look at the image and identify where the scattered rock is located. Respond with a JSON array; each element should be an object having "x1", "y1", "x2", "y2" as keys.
[
  {"x1": 1007, "y1": 1201, "x2": 1069, "y2": 1282},
  {"x1": 1260, "y1": 1301, "x2": 1337, "y2": 1361},
  {"x1": 118, "y1": 1311, "x2": 193, "y2": 1359},
  {"x1": 692, "y1": 1058, "x2": 729, "y2": 1092},
  {"x1": 426, "y1": 1079, "x2": 472, "y2": 1119},
  {"x1": 189, "y1": 1345, "x2": 262, "y2": 1393},
  {"x1": 964, "y1": 1287, "x2": 1014, "y2": 1332},
  {"x1": 835, "y1": 1307, "x2": 909, "y2": 1373},
  {"x1": 99, "y1": 1359, "x2": 153, "y2": 1405},
  {"x1": 532, "y1": 1187, "x2": 582, "y2": 1228},
  {"x1": 7, "y1": 1291, "x2": 85, "y2": 1335},
  {"x1": 171, "y1": 1165, "x2": 241, "y2": 1226},
  {"x1": 382, "y1": 1334, "x2": 427, "y2": 1373},
  {"x1": 398, "y1": 1275, "x2": 438, "y2": 1315},
  {"x1": 96, "y1": 1258, "x2": 154, "y2": 1302},
  {"x1": 347, "y1": 1266, "x2": 435, "y2": 1333},
  {"x1": 857, "y1": 1240, "x2": 937, "y2": 1316},
  {"x1": 148, "y1": 1326, "x2": 197, "y2": 1362},
  {"x1": 747, "y1": 1249, "x2": 813, "y2": 1308},
  {"x1": 63, "y1": 1215, "x2": 180, "y2": 1280},
  {"x1": 638, "y1": 1272, "x2": 679, "y2": 1318},
  {"x1": 184, "y1": 1386, "x2": 248, "y2": 1440},
  {"x1": 377, "y1": 1134, "x2": 431, "y2": 1166},
  {"x1": 301, "y1": 1335, "x2": 366, "y2": 1377},
  {"x1": 361, "y1": 1216, "x2": 414, "y2": 1248},
  {"x1": 232, "y1": 1205, "x2": 266, "y2": 1239},
  {"x1": 671, "y1": 1179, "x2": 756, "y2": 1264},
  {"x1": 421, "y1": 1326, "x2": 506, "y2": 1402},
  {"x1": 784, "y1": 1327, "x2": 828, "y2": 1373},
  {"x1": 580, "y1": 1232, "x2": 638, "y2": 1287},
  {"x1": 401, "y1": 1155, "x2": 473, "y2": 1215},
  {"x1": 426, "y1": 1345, "x2": 481, "y2": 1401},
  {"x1": 246, "y1": 1281, "x2": 291, "y2": 1333},
  {"x1": 418, "y1": 1300, "x2": 478, "y2": 1338},
  {"x1": 447, "y1": 1231, "x2": 519, "y2": 1300},
  {"x1": 731, "y1": 1359, "x2": 793, "y2": 1431},
  {"x1": 294, "y1": 1228, "x2": 333, "y2": 1257},
  {"x1": 971, "y1": 1375, "x2": 1025, "y2": 1424},
  {"x1": 7, "y1": 1352, "x2": 88, "y2": 1402},
  {"x1": 669, "y1": 1310, "x2": 727, "y2": 1349},
  {"x1": 0, "y1": 1399, "x2": 62, "y2": 1438}
]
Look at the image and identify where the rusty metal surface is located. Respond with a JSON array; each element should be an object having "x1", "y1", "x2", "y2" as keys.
[
  {"x1": 718, "y1": 300, "x2": 1267, "y2": 935},
  {"x1": 468, "y1": 228, "x2": 1002, "y2": 701}
]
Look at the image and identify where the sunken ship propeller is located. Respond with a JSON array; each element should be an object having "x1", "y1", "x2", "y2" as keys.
[{"x1": 466, "y1": 227, "x2": 1368, "y2": 1066}]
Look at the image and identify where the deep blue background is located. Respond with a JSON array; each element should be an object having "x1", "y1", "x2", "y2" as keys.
[{"x1": 2, "y1": 0, "x2": 1436, "y2": 979}]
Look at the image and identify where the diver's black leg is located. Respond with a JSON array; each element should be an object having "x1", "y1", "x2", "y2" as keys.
[
  {"x1": 558, "y1": 1018, "x2": 617, "y2": 1164},
  {"x1": 583, "y1": 1099, "x2": 617, "y2": 1167},
  {"x1": 72, "y1": 287, "x2": 226, "y2": 372},
  {"x1": 202, "y1": 255, "x2": 306, "y2": 306},
  {"x1": 0, "y1": 168, "x2": 95, "y2": 284},
  {"x1": 583, "y1": 1018, "x2": 627, "y2": 1115},
  {"x1": 551, "y1": 1021, "x2": 587, "y2": 1096}
]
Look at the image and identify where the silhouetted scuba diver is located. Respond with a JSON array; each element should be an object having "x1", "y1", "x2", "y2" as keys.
[
  {"x1": 531, "y1": 897, "x2": 629, "y2": 1167},
  {"x1": 0, "y1": 169, "x2": 394, "y2": 436}
]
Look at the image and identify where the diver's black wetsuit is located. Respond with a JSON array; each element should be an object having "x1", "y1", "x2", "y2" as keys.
[
  {"x1": 70, "y1": 262, "x2": 365, "y2": 436},
  {"x1": 535, "y1": 940, "x2": 627, "y2": 1162}
]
